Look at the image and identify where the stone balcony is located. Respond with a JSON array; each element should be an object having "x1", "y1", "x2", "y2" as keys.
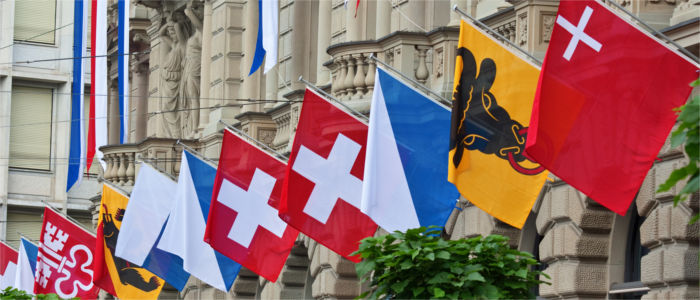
[{"x1": 100, "y1": 138, "x2": 200, "y2": 189}]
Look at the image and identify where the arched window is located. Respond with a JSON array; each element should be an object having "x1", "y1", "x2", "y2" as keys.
[{"x1": 608, "y1": 203, "x2": 649, "y2": 299}]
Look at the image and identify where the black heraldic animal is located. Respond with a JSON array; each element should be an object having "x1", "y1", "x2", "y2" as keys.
[
  {"x1": 450, "y1": 47, "x2": 543, "y2": 175},
  {"x1": 102, "y1": 205, "x2": 161, "y2": 291}
]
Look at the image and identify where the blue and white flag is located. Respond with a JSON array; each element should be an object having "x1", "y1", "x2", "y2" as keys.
[
  {"x1": 118, "y1": 0, "x2": 129, "y2": 143},
  {"x1": 14, "y1": 237, "x2": 37, "y2": 294},
  {"x1": 157, "y1": 151, "x2": 241, "y2": 292},
  {"x1": 115, "y1": 164, "x2": 190, "y2": 291},
  {"x1": 361, "y1": 68, "x2": 460, "y2": 232},
  {"x1": 248, "y1": 0, "x2": 278, "y2": 75},
  {"x1": 67, "y1": 0, "x2": 89, "y2": 191}
]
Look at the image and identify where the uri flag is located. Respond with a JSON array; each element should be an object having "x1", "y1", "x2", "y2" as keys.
[
  {"x1": 279, "y1": 89, "x2": 377, "y2": 262},
  {"x1": 67, "y1": 0, "x2": 89, "y2": 191},
  {"x1": 157, "y1": 151, "x2": 241, "y2": 292},
  {"x1": 115, "y1": 164, "x2": 189, "y2": 291},
  {"x1": 15, "y1": 238, "x2": 38, "y2": 294},
  {"x1": 35, "y1": 207, "x2": 99, "y2": 299},
  {"x1": 361, "y1": 68, "x2": 459, "y2": 232},
  {"x1": 249, "y1": 0, "x2": 279, "y2": 75},
  {"x1": 94, "y1": 184, "x2": 164, "y2": 299},
  {"x1": 0, "y1": 241, "x2": 18, "y2": 290},
  {"x1": 205, "y1": 129, "x2": 298, "y2": 282},
  {"x1": 449, "y1": 20, "x2": 548, "y2": 229},
  {"x1": 525, "y1": 0, "x2": 699, "y2": 215}
]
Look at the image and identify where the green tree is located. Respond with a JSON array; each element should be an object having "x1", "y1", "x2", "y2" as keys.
[
  {"x1": 0, "y1": 287, "x2": 76, "y2": 300},
  {"x1": 352, "y1": 227, "x2": 549, "y2": 299},
  {"x1": 657, "y1": 77, "x2": 700, "y2": 224}
]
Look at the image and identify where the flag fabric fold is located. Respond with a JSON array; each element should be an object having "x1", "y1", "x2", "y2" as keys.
[
  {"x1": 94, "y1": 184, "x2": 164, "y2": 299},
  {"x1": 525, "y1": 0, "x2": 699, "y2": 215},
  {"x1": 279, "y1": 89, "x2": 377, "y2": 262},
  {"x1": 88, "y1": 0, "x2": 108, "y2": 171},
  {"x1": 0, "y1": 241, "x2": 18, "y2": 290},
  {"x1": 157, "y1": 151, "x2": 241, "y2": 292},
  {"x1": 14, "y1": 237, "x2": 38, "y2": 295},
  {"x1": 249, "y1": 0, "x2": 278, "y2": 75},
  {"x1": 448, "y1": 20, "x2": 549, "y2": 228},
  {"x1": 115, "y1": 164, "x2": 190, "y2": 291},
  {"x1": 67, "y1": 0, "x2": 89, "y2": 191},
  {"x1": 361, "y1": 68, "x2": 459, "y2": 232}
]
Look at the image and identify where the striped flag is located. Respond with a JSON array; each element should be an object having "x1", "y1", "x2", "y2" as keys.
[
  {"x1": 118, "y1": 0, "x2": 129, "y2": 143},
  {"x1": 67, "y1": 0, "x2": 89, "y2": 191},
  {"x1": 248, "y1": 0, "x2": 278, "y2": 75},
  {"x1": 88, "y1": 0, "x2": 108, "y2": 171}
]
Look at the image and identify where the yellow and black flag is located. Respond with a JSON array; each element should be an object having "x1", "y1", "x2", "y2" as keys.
[
  {"x1": 93, "y1": 184, "x2": 165, "y2": 299},
  {"x1": 448, "y1": 20, "x2": 548, "y2": 228}
]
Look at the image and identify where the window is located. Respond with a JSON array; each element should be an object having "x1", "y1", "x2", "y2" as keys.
[
  {"x1": 10, "y1": 86, "x2": 53, "y2": 170},
  {"x1": 14, "y1": 0, "x2": 57, "y2": 44}
]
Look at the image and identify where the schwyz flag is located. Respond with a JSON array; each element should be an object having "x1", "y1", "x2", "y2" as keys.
[
  {"x1": 15, "y1": 237, "x2": 38, "y2": 294},
  {"x1": 35, "y1": 207, "x2": 100, "y2": 299},
  {"x1": 279, "y1": 89, "x2": 378, "y2": 262},
  {"x1": 0, "y1": 241, "x2": 17, "y2": 290},
  {"x1": 205, "y1": 129, "x2": 299, "y2": 282},
  {"x1": 94, "y1": 184, "x2": 164, "y2": 299},
  {"x1": 361, "y1": 68, "x2": 459, "y2": 232},
  {"x1": 157, "y1": 151, "x2": 242, "y2": 292},
  {"x1": 448, "y1": 20, "x2": 549, "y2": 229},
  {"x1": 525, "y1": 0, "x2": 699, "y2": 215}
]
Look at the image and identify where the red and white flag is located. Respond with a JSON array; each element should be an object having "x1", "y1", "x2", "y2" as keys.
[
  {"x1": 88, "y1": 0, "x2": 108, "y2": 172},
  {"x1": 204, "y1": 129, "x2": 298, "y2": 282},
  {"x1": 279, "y1": 89, "x2": 377, "y2": 262},
  {"x1": 525, "y1": 0, "x2": 699, "y2": 215},
  {"x1": 0, "y1": 241, "x2": 18, "y2": 290},
  {"x1": 35, "y1": 207, "x2": 100, "y2": 299}
]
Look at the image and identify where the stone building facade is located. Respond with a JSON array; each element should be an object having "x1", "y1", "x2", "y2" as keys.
[{"x1": 1, "y1": 0, "x2": 697, "y2": 299}]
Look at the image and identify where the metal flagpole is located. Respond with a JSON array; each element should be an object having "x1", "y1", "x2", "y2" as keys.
[
  {"x1": 605, "y1": 0, "x2": 699, "y2": 63},
  {"x1": 368, "y1": 54, "x2": 452, "y2": 106},
  {"x1": 175, "y1": 139, "x2": 219, "y2": 167},
  {"x1": 17, "y1": 232, "x2": 38, "y2": 244},
  {"x1": 298, "y1": 76, "x2": 370, "y2": 122},
  {"x1": 218, "y1": 120, "x2": 289, "y2": 162},
  {"x1": 452, "y1": 5, "x2": 543, "y2": 66}
]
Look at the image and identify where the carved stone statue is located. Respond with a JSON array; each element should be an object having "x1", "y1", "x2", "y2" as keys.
[
  {"x1": 159, "y1": 10, "x2": 187, "y2": 138},
  {"x1": 180, "y1": 0, "x2": 203, "y2": 138}
]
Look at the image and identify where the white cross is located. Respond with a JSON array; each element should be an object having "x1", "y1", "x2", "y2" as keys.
[
  {"x1": 217, "y1": 168, "x2": 287, "y2": 248},
  {"x1": 556, "y1": 6, "x2": 602, "y2": 61},
  {"x1": 292, "y1": 133, "x2": 363, "y2": 224}
]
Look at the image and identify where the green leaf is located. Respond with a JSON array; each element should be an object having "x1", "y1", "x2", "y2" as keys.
[
  {"x1": 680, "y1": 175, "x2": 699, "y2": 195},
  {"x1": 515, "y1": 268, "x2": 528, "y2": 278},
  {"x1": 466, "y1": 272, "x2": 486, "y2": 282},
  {"x1": 436, "y1": 250, "x2": 451, "y2": 260},
  {"x1": 399, "y1": 260, "x2": 413, "y2": 270},
  {"x1": 355, "y1": 260, "x2": 375, "y2": 278},
  {"x1": 657, "y1": 168, "x2": 689, "y2": 192},
  {"x1": 412, "y1": 286, "x2": 425, "y2": 297},
  {"x1": 433, "y1": 287, "x2": 446, "y2": 298},
  {"x1": 484, "y1": 284, "x2": 500, "y2": 299},
  {"x1": 427, "y1": 272, "x2": 452, "y2": 284},
  {"x1": 426, "y1": 252, "x2": 435, "y2": 261},
  {"x1": 391, "y1": 280, "x2": 410, "y2": 294}
]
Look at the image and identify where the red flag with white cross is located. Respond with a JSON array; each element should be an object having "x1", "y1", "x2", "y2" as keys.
[
  {"x1": 204, "y1": 129, "x2": 298, "y2": 282},
  {"x1": 35, "y1": 207, "x2": 100, "y2": 299},
  {"x1": 525, "y1": 0, "x2": 699, "y2": 215},
  {"x1": 278, "y1": 89, "x2": 378, "y2": 262}
]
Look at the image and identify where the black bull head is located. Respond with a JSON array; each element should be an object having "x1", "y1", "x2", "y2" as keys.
[{"x1": 449, "y1": 47, "x2": 544, "y2": 175}]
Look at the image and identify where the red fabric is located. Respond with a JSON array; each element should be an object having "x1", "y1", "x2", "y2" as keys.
[
  {"x1": 35, "y1": 207, "x2": 100, "y2": 299},
  {"x1": 525, "y1": 0, "x2": 699, "y2": 215},
  {"x1": 92, "y1": 217, "x2": 116, "y2": 296},
  {"x1": 278, "y1": 89, "x2": 377, "y2": 262},
  {"x1": 86, "y1": 0, "x2": 97, "y2": 174},
  {"x1": 354, "y1": 0, "x2": 360, "y2": 17},
  {"x1": 204, "y1": 130, "x2": 299, "y2": 282},
  {"x1": 0, "y1": 242, "x2": 18, "y2": 277}
]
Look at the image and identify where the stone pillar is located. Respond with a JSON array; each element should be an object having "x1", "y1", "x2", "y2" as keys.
[
  {"x1": 199, "y1": 0, "x2": 213, "y2": 131},
  {"x1": 290, "y1": 0, "x2": 312, "y2": 91},
  {"x1": 345, "y1": 0, "x2": 363, "y2": 41},
  {"x1": 376, "y1": 0, "x2": 391, "y2": 38},
  {"x1": 132, "y1": 63, "x2": 148, "y2": 142},
  {"x1": 315, "y1": 0, "x2": 332, "y2": 86},
  {"x1": 108, "y1": 81, "x2": 120, "y2": 145}
]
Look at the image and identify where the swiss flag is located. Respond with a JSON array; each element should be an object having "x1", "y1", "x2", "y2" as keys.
[
  {"x1": 35, "y1": 207, "x2": 100, "y2": 299},
  {"x1": 526, "y1": 0, "x2": 699, "y2": 215},
  {"x1": 204, "y1": 129, "x2": 298, "y2": 282},
  {"x1": 279, "y1": 89, "x2": 378, "y2": 262},
  {"x1": 0, "y1": 241, "x2": 18, "y2": 289}
]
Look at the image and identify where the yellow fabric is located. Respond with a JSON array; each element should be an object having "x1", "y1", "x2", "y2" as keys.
[
  {"x1": 448, "y1": 20, "x2": 548, "y2": 229},
  {"x1": 99, "y1": 185, "x2": 164, "y2": 299}
]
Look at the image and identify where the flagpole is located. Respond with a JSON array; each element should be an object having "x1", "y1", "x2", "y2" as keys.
[
  {"x1": 218, "y1": 120, "x2": 289, "y2": 162},
  {"x1": 16, "y1": 232, "x2": 38, "y2": 245},
  {"x1": 368, "y1": 54, "x2": 451, "y2": 106},
  {"x1": 136, "y1": 157, "x2": 178, "y2": 181},
  {"x1": 40, "y1": 199, "x2": 96, "y2": 235},
  {"x1": 298, "y1": 76, "x2": 369, "y2": 122},
  {"x1": 101, "y1": 176, "x2": 136, "y2": 197},
  {"x1": 452, "y1": 5, "x2": 543, "y2": 66},
  {"x1": 604, "y1": 0, "x2": 699, "y2": 63},
  {"x1": 175, "y1": 139, "x2": 219, "y2": 167}
]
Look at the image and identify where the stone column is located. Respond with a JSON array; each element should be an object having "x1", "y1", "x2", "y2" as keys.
[
  {"x1": 345, "y1": 0, "x2": 363, "y2": 41},
  {"x1": 108, "y1": 81, "x2": 120, "y2": 145},
  {"x1": 132, "y1": 63, "x2": 148, "y2": 142},
  {"x1": 315, "y1": 0, "x2": 332, "y2": 86},
  {"x1": 376, "y1": 0, "x2": 391, "y2": 38},
  {"x1": 198, "y1": 0, "x2": 213, "y2": 131}
]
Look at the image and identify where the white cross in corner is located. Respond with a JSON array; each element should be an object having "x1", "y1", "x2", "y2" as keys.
[
  {"x1": 292, "y1": 133, "x2": 363, "y2": 224},
  {"x1": 217, "y1": 169, "x2": 287, "y2": 248},
  {"x1": 556, "y1": 6, "x2": 602, "y2": 61}
]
